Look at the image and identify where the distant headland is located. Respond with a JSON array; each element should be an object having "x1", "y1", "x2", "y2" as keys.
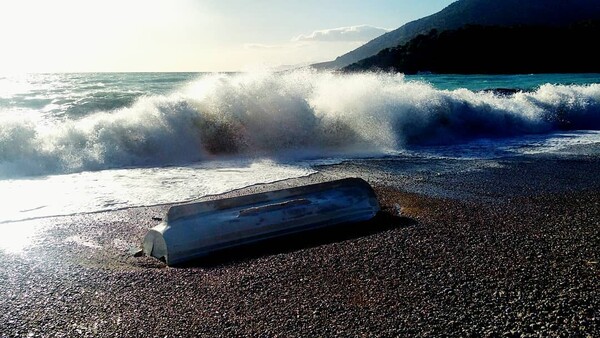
[
  {"x1": 343, "y1": 21, "x2": 600, "y2": 74},
  {"x1": 312, "y1": 0, "x2": 600, "y2": 73}
]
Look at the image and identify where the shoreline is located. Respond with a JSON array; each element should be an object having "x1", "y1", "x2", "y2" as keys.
[{"x1": 1, "y1": 151, "x2": 598, "y2": 336}]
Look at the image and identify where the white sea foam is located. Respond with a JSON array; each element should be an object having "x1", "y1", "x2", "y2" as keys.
[
  {"x1": 1, "y1": 70, "x2": 599, "y2": 178},
  {"x1": 0, "y1": 159, "x2": 315, "y2": 224},
  {"x1": 1, "y1": 71, "x2": 600, "y2": 223}
]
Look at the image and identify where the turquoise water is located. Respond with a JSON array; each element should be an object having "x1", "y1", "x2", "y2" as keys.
[
  {"x1": 406, "y1": 73, "x2": 600, "y2": 91},
  {"x1": 1, "y1": 70, "x2": 599, "y2": 223},
  {"x1": 0, "y1": 73, "x2": 198, "y2": 118}
]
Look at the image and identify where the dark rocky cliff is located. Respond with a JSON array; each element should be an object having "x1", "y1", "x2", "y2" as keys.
[
  {"x1": 313, "y1": 0, "x2": 600, "y2": 70},
  {"x1": 343, "y1": 21, "x2": 600, "y2": 74}
]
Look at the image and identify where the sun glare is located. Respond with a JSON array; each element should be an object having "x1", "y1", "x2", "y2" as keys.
[
  {"x1": 0, "y1": 0, "x2": 213, "y2": 72},
  {"x1": 0, "y1": 219, "x2": 46, "y2": 254}
]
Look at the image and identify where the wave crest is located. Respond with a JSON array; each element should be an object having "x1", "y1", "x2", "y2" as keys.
[{"x1": 1, "y1": 70, "x2": 599, "y2": 177}]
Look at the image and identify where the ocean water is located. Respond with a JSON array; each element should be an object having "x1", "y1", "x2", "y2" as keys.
[{"x1": 1, "y1": 71, "x2": 599, "y2": 224}]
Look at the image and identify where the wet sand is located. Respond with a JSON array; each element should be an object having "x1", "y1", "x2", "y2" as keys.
[{"x1": 1, "y1": 151, "x2": 599, "y2": 337}]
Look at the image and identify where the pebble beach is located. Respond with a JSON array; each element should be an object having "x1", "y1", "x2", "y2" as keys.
[{"x1": 1, "y1": 149, "x2": 598, "y2": 337}]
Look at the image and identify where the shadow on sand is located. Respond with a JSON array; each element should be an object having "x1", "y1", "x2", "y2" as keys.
[{"x1": 173, "y1": 210, "x2": 417, "y2": 268}]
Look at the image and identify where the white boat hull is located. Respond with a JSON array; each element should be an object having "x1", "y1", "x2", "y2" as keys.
[{"x1": 142, "y1": 178, "x2": 380, "y2": 265}]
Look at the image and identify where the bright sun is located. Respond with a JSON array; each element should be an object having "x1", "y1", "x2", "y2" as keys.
[{"x1": 0, "y1": 0, "x2": 212, "y2": 72}]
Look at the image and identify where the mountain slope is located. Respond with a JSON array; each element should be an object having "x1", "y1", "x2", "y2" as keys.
[
  {"x1": 343, "y1": 22, "x2": 600, "y2": 74},
  {"x1": 312, "y1": 0, "x2": 600, "y2": 70}
]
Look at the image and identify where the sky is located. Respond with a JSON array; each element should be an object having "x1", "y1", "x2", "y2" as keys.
[{"x1": 0, "y1": 0, "x2": 456, "y2": 72}]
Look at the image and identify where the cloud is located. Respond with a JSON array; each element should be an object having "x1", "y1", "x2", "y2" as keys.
[
  {"x1": 292, "y1": 25, "x2": 390, "y2": 42},
  {"x1": 245, "y1": 42, "x2": 315, "y2": 51},
  {"x1": 244, "y1": 43, "x2": 283, "y2": 49}
]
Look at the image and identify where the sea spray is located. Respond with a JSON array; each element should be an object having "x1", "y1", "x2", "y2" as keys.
[{"x1": 1, "y1": 70, "x2": 599, "y2": 178}]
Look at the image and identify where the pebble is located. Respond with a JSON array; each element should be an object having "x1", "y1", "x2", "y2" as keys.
[{"x1": 1, "y1": 154, "x2": 599, "y2": 336}]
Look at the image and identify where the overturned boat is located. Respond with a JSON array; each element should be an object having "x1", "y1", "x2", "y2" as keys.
[{"x1": 142, "y1": 177, "x2": 380, "y2": 266}]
